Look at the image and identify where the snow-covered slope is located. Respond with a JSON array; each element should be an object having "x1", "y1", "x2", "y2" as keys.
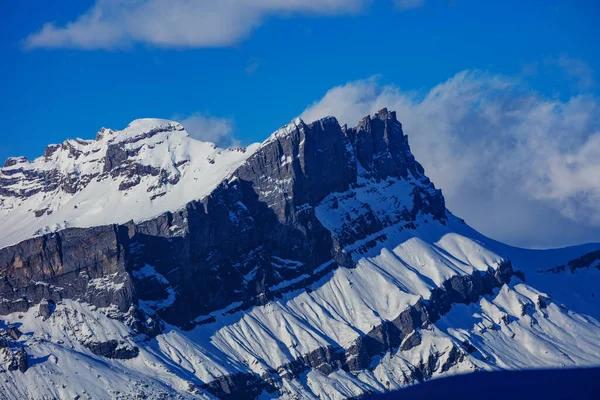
[
  {"x1": 0, "y1": 109, "x2": 599, "y2": 400},
  {"x1": 2, "y1": 216, "x2": 598, "y2": 399},
  {"x1": 0, "y1": 118, "x2": 259, "y2": 249}
]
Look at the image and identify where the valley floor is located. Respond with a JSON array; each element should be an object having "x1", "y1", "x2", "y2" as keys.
[{"x1": 365, "y1": 367, "x2": 600, "y2": 400}]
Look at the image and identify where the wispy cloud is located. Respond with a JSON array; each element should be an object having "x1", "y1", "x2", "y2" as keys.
[
  {"x1": 244, "y1": 59, "x2": 261, "y2": 75},
  {"x1": 301, "y1": 71, "x2": 600, "y2": 248},
  {"x1": 24, "y1": 0, "x2": 371, "y2": 50},
  {"x1": 174, "y1": 112, "x2": 239, "y2": 148},
  {"x1": 551, "y1": 54, "x2": 595, "y2": 90},
  {"x1": 394, "y1": 0, "x2": 425, "y2": 11}
]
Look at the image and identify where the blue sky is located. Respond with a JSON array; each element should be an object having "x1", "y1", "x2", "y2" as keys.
[
  {"x1": 1, "y1": 0, "x2": 600, "y2": 248},
  {"x1": 2, "y1": 0, "x2": 598, "y2": 158}
]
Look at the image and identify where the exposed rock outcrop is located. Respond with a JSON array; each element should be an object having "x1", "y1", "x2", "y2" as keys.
[
  {"x1": 546, "y1": 249, "x2": 600, "y2": 274},
  {"x1": 38, "y1": 298, "x2": 56, "y2": 320},
  {"x1": 1, "y1": 347, "x2": 28, "y2": 373},
  {"x1": 7, "y1": 325, "x2": 22, "y2": 341},
  {"x1": 0, "y1": 225, "x2": 133, "y2": 315},
  {"x1": 16, "y1": 347, "x2": 28, "y2": 373},
  {"x1": 84, "y1": 340, "x2": 139, "y2": 360}
]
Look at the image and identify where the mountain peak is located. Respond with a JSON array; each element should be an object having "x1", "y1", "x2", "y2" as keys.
[
  {"x1": 0, "y1": 108, "x2": 439, "y2": 249},
  {"x1": 94, "y1": 118, "x2": 184, "y2": 144},
  {"x1": 263, "y1": 115, "x2": 343, "y2": 145},
  {"x1": 374, "y1": 107, "x2": 397, "y2": 121},
  {"x1": 121, "y1": 118, "x2": 184, "y2": 137},
  {"x1": 0, "y1": 118, "x2": 259, "y2": 248}
]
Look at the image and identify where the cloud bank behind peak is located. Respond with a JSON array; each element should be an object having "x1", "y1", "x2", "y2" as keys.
[{"x1": 302, "y1": 71, "x2": 600, "y2": 248}]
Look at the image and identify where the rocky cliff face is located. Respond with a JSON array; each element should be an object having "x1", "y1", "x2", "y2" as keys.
[
  {"x1": 0, "y1": 225, "x2": 133, "y2": 315},
  {"x1": 0, "y1": 108, "x2": 446, "y2": 329}
]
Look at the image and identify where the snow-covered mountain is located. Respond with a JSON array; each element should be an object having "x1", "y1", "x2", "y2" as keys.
[
  {"x1": 0, "y1": 109, "x2": 599, "y2": 399},
  {"x1": 0, "y1": 118, "x2": 260, "y2": 249}
]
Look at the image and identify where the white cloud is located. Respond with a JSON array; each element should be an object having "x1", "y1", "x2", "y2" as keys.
[
  {"x1": 176, "y1": 113, "x2": 239, "y2": 148},
  {"x1": 24, "y1": 0, "x2": 371, "y2": 50},
  {"x1": 301, "y1": 71, "x2": 600, "y2": 248},
  {"x1": 245, "y1": 59, "x2": 261, "y2": 75},
  {"x1": 394, "y1": 0, "x2": 425, "y2": 11},
  {"x1": 552, "y1": 55, "x2": 595, "y2": 90}
]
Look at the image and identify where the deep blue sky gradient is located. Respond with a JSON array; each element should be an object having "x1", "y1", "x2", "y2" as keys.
[{"x1": 1, "y1": 0, "x2": 599, "y2": 161}]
